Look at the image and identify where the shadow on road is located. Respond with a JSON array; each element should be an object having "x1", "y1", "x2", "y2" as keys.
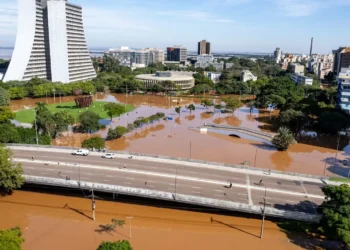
[
  {"x1": 211, "y1": 217, "x2": 259, "y2": 238},
  {"x1": 273, "y1": 200, "x2": 319, "y2": 214}
]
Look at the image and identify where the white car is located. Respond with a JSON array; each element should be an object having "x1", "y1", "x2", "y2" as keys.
[
  {"x1": 102, "y1": 153, "x2": 115, "y2": 159},
  {"x1": 72, "y1": 149, "x2": 90, "y2": 156}
]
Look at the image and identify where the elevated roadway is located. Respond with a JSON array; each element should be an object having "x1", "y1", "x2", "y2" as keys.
[{"x1": 9, "y1": 145, "x2": 327, "y2": 222}]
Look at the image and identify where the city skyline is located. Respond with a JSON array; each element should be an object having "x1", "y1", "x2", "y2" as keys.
[{"x1": 0, "y1": 0, "x2": 350, "y2": 54}]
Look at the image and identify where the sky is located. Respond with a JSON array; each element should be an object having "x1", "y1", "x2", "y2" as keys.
[{"x1": 0, "y1": 0, "x2": 350, "y2": 53}]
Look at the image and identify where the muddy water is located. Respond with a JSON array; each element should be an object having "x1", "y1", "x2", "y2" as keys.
[
  {"x1": 0, "y1": 191, "x2": 307, "y2": 250},
  {"x1": 11, "y1": 94, "x2": 348, "y2": 176}
]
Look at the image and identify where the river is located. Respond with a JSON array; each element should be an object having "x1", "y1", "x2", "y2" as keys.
[{"x1": 0, "y1": 190, "x2": 317, "y2": 250}]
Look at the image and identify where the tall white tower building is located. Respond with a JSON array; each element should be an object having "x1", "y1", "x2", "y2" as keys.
[{"x1": 4, "y1": 0, "x2": 96, "y2": 83}]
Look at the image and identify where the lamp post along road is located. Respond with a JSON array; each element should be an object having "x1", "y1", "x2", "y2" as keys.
[
  {"x1": 126, "y1": 216, "x2": 134, "y2": 240},
  {"x1": 33, "y1": 110, "x2": 39, "y2": 145}
]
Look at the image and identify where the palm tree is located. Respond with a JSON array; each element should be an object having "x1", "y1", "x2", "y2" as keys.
[{"x1": 272, "y1": 127, "x2": 295, "y2": 151}]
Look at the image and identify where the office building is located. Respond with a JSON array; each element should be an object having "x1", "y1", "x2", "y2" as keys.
[
  {"x1": 195, "y1": 55, "x2": 214, "y2": 68},
  {"x1": 4, "y1": 0, "x2": 96, "y2": 83},
  {"x1": 167, "y1": 46, "x2": 187, "y2": 63},
  {"x1": 274, "y1": 48, "x2": 282, "y2": 63},
  {"x1": 290, "y1": 63, "x2": 305, "y2": 75},
  {"x1": 337, "y1": 67, "x2": 350, "y2": 112},
  {"x1": 290, "y1": 73, "x2": 313, "y2": 85},
  {"x1": 308, "y1": 54, "x2": 334, "y2": 80},
  {"x1": 136, "y1": 71, "x2": 194, "y2": 91},
  {"x1": 333, "y1": 47, "x2": 350, "y2": 76},
  {"x1": 106, "y1": 47, "x2": 164, "y2": 67},
  {"x1": 198, "y1": 40, "x2": 211, "y2": 55},
  {"x1": 241, "y1": 70, "x2": 257, "y2": 82}
]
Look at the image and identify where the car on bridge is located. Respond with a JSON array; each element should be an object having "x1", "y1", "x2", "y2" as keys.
[
  {"x1": 102, "y1": 153, "x2": 115, "y2": 159},
  {"x1": 72, "y1": 149, "x2": 90, "y2": 156}
]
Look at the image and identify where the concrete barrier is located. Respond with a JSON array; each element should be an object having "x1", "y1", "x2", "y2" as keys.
[{"x1": 24, "y1": 175, "x2": 321, "y2": 223}]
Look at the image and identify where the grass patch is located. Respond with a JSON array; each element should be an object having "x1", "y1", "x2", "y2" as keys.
[
  {"x1": 329, "y1": 177, "x2": 350, "y2": 183},
  {"x1": 15, "y1": 101, "x2": 134, "y2": 124}
]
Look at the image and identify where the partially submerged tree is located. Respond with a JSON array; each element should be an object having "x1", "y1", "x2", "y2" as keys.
[
  {"x1": 97, "y1": 240, "x2": 133, "y2": 250},
  {"x1": 187, "y1": 104, "x2": 196, "y2": 114},
  {"x1": 0, "y1": 227, "x2": 24, "y2": 250},
  {"x1": 104, "y1": 103, "x2": 125, "y2": 121},
  {"x1": 175, "y1": 106, "x2": 181, "y2": 116},
  {"x1": 272, "y1": 127, "x2": 295, "y2": 151}
]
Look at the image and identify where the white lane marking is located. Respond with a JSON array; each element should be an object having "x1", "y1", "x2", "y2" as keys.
[
  {"x1": 40, "y1": 172, "x2": 47, "y2": 175},
  {"x1": 215, "y1": 194, "x2": 223, "y2": 197},
  {"x1": 16, "y1": 158, "x2": 325, "y2": 199},
  {"x1": 191, "y1": 191, "x2": 200, "y2": 194},
  {"x1": 237, "y1": 193, "x2": 247, "y2": 196},
  {"x1": 215, "y1": 189, "x2": 224, "y2": 193},
  {"x1": 126, "y1": 177, "x2": 135, "y2": 180},
  {"x1": 124, "y1": 182, "x2": 132, "y2": 185},
  {"x1": 147, "y1": 181, "x2": 155, "y2": 183},
  {"x1": 85, "y1": 173, "x2": 93, "y2": 176},
  {"x1": 246, "y1": 174, "x2": 253, "y2": 205},
  {"x1": 103, "y1": 179, "x2": 111, "y2": 182},
  {"x1": 192, "y1": 186, "x2": 201, "y2": 189}
]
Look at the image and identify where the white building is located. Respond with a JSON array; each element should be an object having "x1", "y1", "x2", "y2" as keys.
[
  {"x1": 241, "y1": 70, "x2": 257, "y2": 82},
  {"x1": 274, "y1": 48, "x2": 282, "y2": 63},
  {"x1": 195, "y1": 55, "x2": 214, "y2": 68},
  {"x1": 226, "y1": 63, "x2": 234, "y2": 69},
  {"x1": 337, "y1": 67, "x2": 350, "y2": 112},
  {"x1": 0, "y1": 73, "x2": 4, "y2": 81},
  {"x1": 4, "y1": 0, "x2": 96, "y2": 83},
  {"x1": 308, "y1": 54, "x2": 334, "y2": 80},
  {"x1": 205, "y1": 72, "x2": 221, "y2": 83},
  {"x1": 290, "y1": 73, "x2": 313, "y2": 85}
]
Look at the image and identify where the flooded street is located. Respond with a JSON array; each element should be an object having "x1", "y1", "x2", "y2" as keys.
[
  {"x1": 0, "y1": 190, "x2": 310, "y2": 250},
  {"x1": 11, "y1": 94, "x2": 349, "y2": 177}
]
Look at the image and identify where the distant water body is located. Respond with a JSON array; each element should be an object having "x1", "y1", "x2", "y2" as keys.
[{"x1": 0, "y1": 48, "x2": 106, "y2": 60}]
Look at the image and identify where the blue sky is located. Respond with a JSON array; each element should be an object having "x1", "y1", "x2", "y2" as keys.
[{"x1": 0, "y1": 0, "x2": 350, "y2": 53}]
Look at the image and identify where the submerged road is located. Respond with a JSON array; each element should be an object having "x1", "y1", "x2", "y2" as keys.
[{"x1": 10, "y1": 147, "x2": 327, "y2": 216}]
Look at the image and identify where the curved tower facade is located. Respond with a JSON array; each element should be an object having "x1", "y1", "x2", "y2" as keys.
[{"x1": 4, "y1": 0, "x2": 96, "y2": 83}]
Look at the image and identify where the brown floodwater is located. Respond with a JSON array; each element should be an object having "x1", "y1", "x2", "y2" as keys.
[
  {"x1": 11, "y1": 94, "x2": 349, "y2": 177},
  {"x1": 0, "y1": 190, "x2": 316, "y2": 250}
]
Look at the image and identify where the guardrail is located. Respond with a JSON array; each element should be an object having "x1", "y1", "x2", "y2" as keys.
[
  {"x1": 23, "y1": 175, "x2": 321, "y2": 223},
  {"x1": 9, "y1": 144, "x2": 325, "y2": 180},
  {"x1": 203, "y1": 124, "x2": 275, "y2": 138}
]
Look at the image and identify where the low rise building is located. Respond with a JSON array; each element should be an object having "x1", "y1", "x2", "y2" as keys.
[
  {"x1": 135, "y1": 71, "x2": 194, "y2": 91},
  {"x1": 225, "y1": 63, "x2": 234, "y2": 69},
  {"x1": 290, "y1": 73, "x2": 313, "y2": 85},
  {"x1": 205, "y1": 72, "x2": 221, "y2": 83},
  {"x1": 337, "y1": 67, "x2": 350, "y2": 112},
  {"x1": 241, "y1": 70, "x2": 257, "y2": 82}
]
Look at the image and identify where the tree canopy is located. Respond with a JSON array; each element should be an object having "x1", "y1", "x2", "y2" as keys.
[
  {"x1": 104, "y1": 103, "x2": 125, "y2": 121},
  {"x1": 0, "y1": 87, "x2": 10, "y2": 106},
  {"x1": 0, "y1": 227, "x2": 24, "y2": 250},
  {"x1": 78, "y1": 111, "x2": 101, "y2": 133},
  {"x1": 272, "y1": 127, "x2": 295, "y2": 151},
  {"x1": 82, "y1": 137, "x2": 105, "y2": 149},
  {"x1": 320, "y1": 184, "x2": 350, "y2": 247},
  {"x1": 97, "y1": 240, "x2": 133, "y2": 250},
  {"x1": 0, "y1": 146, "x2": 24, "y2": 195},
  {"x1": 106, "y1": 126, "x2": 129, "y2": 141}
]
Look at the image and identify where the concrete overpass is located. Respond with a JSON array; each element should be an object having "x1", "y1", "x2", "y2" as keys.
[{"x1": 9, "y1": 145, "x2": 327, "y2": 223}]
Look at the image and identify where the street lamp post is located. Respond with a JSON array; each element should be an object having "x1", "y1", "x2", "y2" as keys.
[
  {"x1": 126, "y1": 217, "x2": 134, "y2": 240},
  {"x1": 260, "y1": 186, "x2": 268, "y2": 239}
]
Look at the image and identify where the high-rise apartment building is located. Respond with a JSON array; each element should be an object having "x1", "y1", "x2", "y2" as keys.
[
  {"x1": 273, "y1": 48, "x2": 282, "y2": 63},
  {"x1": 333, "y1": 47, "x2": 350, "y2": 76},
  {"x1": 4, "y1": 0, "x2": 96, "y2": 83},
  {"x1": 337, "y1": 67, "x2": 350, "y2": 112},
  {"x1": 198, "y1": 40, "x2": 211, "y2": 55},
  {"x1": 166, "y1": 46, "x2": 187, "y2": 63}
]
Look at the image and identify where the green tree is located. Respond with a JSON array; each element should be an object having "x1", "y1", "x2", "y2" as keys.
[
  {"x1": 0, "y1": 227, "x2": 24, "y2": 250},
  {"x1": 97, "y1": 240, "x2": 133, "y2": 250},
  {"x1": 175, "y1": 106, "x2": 181, "y2": 116},
  {"x1": 272, "y1": 127, "x2": 295, "y2": 151},
  {"x1": 53, "y1": 111, "x2": 75, "y2": 137},
  {"x1": 0, "y1": 124, "x2": 20, "y2": 143},
  {"x1": 79, "y1": 111, "x2": 101, "y2": 133},
  {"x1": 0, "y1": 146, "x2": 25, "y2": 195},
  {"x1": 0, "y1": 87, "x2": 10, "y2": 106},
  {"x1": 35, "y1": 103, "x2": 56, "y2": 138},
  {"x1": 187, "y1": 104, "x2": 196, "y2": 114},
  {"x1": 224, "y1": 97, "x2": 243, "y2": 113},
  {"x1": 318, "y1": 112, "x2": 349, "y2": 135},
  {"x1": 104, "y1": 103, "x2": 125, "y2": 121},
  {"x1": 201, "y1": 99, "x2": 214, "y2": 111},
  {"x1": 106, "y1": 126, "x2": 129, "y2": 141},
  {"x1": 278, "y1": 109, "x2": 306, "y2": 134},
  {"x1": 8, "y1": 87, "x2": 27, "y2": 100},
  {"x1": 82, "y1": 137, "x2": 105, "y2": 149},
  {"x1": 0, "y1": 107, "x2": 15, "y2": 123},
  {"x1": 320, "y1": 184, "x2": 350, "y2": 247}
]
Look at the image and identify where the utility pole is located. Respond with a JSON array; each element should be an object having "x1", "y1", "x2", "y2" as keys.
[
  {"x1": 254, "y1": 148, "x2": 258, "y2": 167},
  {"x1": 260, "y1": 186, "x2": 268, "y2": 239},
  {"x1": 174, "y1": 167, "x2": 178, "y2": 200},
  {"x1": 126, "y1": 217, "x2": 134, "y2": 240},
  {"x1": 190, "y1": 140, "x2": 192, "y2": 159},
  {"x1": 91, "y1": 187, "x2": 96, "y2": 221}
]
